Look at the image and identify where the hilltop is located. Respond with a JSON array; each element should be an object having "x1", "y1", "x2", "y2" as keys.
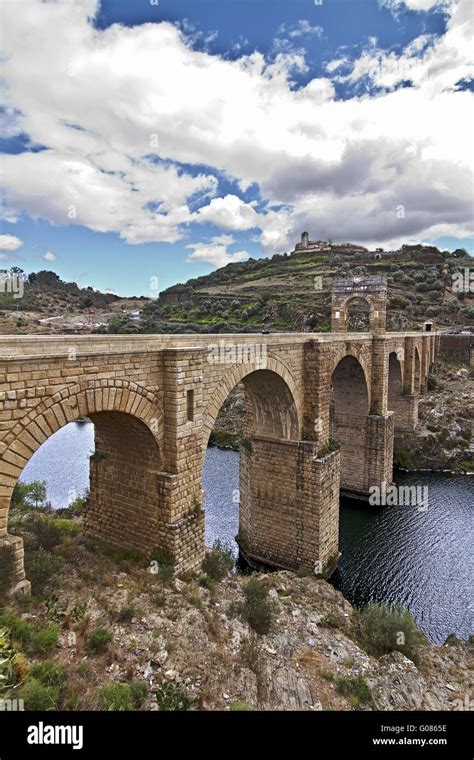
[{"x1": 102, "y1": 238, "x2": 473, "y2": 334}]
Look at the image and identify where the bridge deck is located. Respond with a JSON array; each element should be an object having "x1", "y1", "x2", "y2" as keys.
[{"x1": 0, "y1": 331, "x2": 435, "y2": 359}]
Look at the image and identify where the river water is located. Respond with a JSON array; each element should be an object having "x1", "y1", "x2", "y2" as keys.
[{"x1": 19, "y1": 421, "x2": 473, "y2": 643}]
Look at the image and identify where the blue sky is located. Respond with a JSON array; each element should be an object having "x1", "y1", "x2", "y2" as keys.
[{"x1": 0, "y1": 0, "x2": 472, "y2": 296}]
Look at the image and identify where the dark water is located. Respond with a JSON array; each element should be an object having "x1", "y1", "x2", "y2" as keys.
[{"x1": 20, "y1": 422, "x2": 473, "y2": 643}]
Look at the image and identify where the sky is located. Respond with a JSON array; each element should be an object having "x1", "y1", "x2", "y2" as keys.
[{"x1": 0, "y1": 0, "x2": 473, "y2": 296}]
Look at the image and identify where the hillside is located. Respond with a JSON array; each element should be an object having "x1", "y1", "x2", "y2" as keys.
[
  {"x1": 0, "y1": 269, "x2": 149, "y2": 334},
  {"x1": 1, "y1": 242, "x2": 473, "y2": 335},
  {"x1": 133, "y1": 242, "x2": 473, "y2": 335}
]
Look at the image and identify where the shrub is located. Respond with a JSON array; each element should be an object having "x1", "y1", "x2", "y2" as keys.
[
  {"x1": 336, "y1": 676, "x2": 372, "y2": 707},
  {"x1": 26, "y1": 548, "x2": 62, "y2": 594},
  {"x1": 29, "y1": 660, "x2": 66, "y2": 689},
  {"x1": 19, "y1": 678, "x2": 59, "y2": 710},
  {"x1": 114, "y1": 606, "x2": 136, "y2": 623},
  {"x1": 229, "y1": 699, "x2": 252, "y2": 711},
  {"x1": 427, "y1": 374, "x2": 438, "y2": 390},
  {"x1": 86, "y1": 626, "x2": 113, "y2": 655},
  {"x1": 29, "y1": 624, "x2": 59, "y2": 655},
  {"x1": 129, "y1": 680, "x2": 148, "y2": 708},
  {"x1": 27, "y1": 517, "x2": 62, "y2": 551},
  {"x1": 202, "y1": 540, "x2": 234, "y2": 581},
  {"x1": 149, "y1": 547, "x2": 175, "y2": 584},
  {"x1": 96, "y1": 682, "x2": 133, "y2": 711},
  {"x1": 242, "y1": 578, "x2": 276, "y2": 635},
  {"x1": 356, "y1": 602, "x2": 425, "y2": 663},
  {"x1": 154, "y1": 682, "x2": 192, "y2": 711}
]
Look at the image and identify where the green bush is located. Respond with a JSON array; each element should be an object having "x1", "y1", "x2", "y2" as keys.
[
  {"x1": 242, "y1": 577, "x2": 276, "y2": 635},
  {"x1": 27, "y1": 517, "x2": 62, "y2": 550},
  {"x1": 96, "y1": 682, "x2": 133, "y2": 711},
  {"x1": 129, "y1": 680, "x2": 148, "y2": 708},
  {"x1": 26, "y1": 548, "x2": 62, "y2": 594},
  {"x1": 335, "y1": 676, "x2": 372, "y2": 707},
  {"x1": 356, "y1": 602, "x2": 425, "y2": 663},
  {"x1": 154, "y1": 682, "x2": 192, "y2": 711},
  {"x1": 29, "y1": 624, "x2": 59, "y2": 655},
  {"x1": 202, "y1": 540, "x2": 234, "y2": 581},
  {"x1": 86, "y1": 626, "x2": 113, "y2": 655},
  {"x1": 150, "y1": 547, "x2": 175, "y2": 584},
  {"x1": 29, "y1": 660, "x2": 66, "y2": 688},
  {"x1": 0, "y1": 608, "x2": 58, "y2": 655},
  {"x1": 19, "y1": 678, "x2": 59, "y2": 710}
]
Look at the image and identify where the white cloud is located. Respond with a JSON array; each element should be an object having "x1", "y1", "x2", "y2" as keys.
[
  {"x1": 195, "y1": 195, "x2": 260, "y2": 231},
  {"x1": 325, "y1": 58, "x2": 348, "y2": 73},
  {"x1": 276, "y1": 20, "x2": 324, "y2": 39},
  {"x1": 379, "y1": 0, "x2": 450, "y2": 13},
  {"x1": 0, "y1": 234, "x2": 23, "y2": 251},
  {"x1": 43, "y1": 251, "x2": 57, "y2": 262},
  {"x1": 0, "y1": 0, "x2": 472, "y2": 254},
  {"x1": 186, "y1": 236, "x2": 249, "y2": 268}
]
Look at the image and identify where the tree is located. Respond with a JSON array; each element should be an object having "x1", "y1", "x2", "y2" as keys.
[{"x1": 26, "y1": 481, "x2": 47, "y2": 508}]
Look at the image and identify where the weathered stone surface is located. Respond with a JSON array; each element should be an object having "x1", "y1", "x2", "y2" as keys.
[{"x1": 0, "y1": 307, "x2": 436, "y2": 596}]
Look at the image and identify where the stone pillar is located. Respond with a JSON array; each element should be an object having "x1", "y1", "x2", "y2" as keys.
[
  {"x1": 0, "y1": 534, "x2": 30, "y2": 600},
  {"x1": 370, "y1": 338, "x2": 389, "y2": 415},
  {"x1": 239, "y1": 436, "x2": 340, "y2": 573},
  {"x1": 367, "y1": 412, "x2": 394, "y2": 491},
  {"x1": 392, "y1": 394, "x2": 418, "y2": 433},
  {"x1": 161, "y1": 348, "x2": 207, "y2": 573},
  {"x1": 303, "y1": 341, "x2": 332, "y2": 448}
]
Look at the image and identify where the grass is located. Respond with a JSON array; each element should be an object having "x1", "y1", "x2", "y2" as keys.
[
  {"x1": 85, "y1": 626, "x2": 113, "y2": 655},
  {"x1": 0, "y1": 608, "x2": 59, "y2": 655}
]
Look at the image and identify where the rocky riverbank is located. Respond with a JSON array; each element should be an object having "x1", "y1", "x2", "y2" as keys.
[{"x1": 1, "y1": 519, "x2": 472, "y2": 712}]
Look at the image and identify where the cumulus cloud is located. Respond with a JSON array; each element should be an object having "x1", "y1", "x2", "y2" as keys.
[
  {"x1": 0, "y1": 0, "x2": 472, "y2": 254},
  {"x1": 0, "y1": 234, "x2": 23, "y2": 251},
  {"x1": 195, "y1": 195, "x2": 260, "y2": 231},
  {"x1": 186, "y1": 237, "x2": 249, "y2": 267},
  {"x1": 43, "y1": 251, "x2": 57, "y2": 262}
]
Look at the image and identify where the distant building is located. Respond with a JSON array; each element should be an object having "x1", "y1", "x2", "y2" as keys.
[{"x1": 292, "y1": 232, "x2": 368, "y2": 255}]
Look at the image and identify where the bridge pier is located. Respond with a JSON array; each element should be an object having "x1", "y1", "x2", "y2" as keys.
[{"x1": 238, "y1": 435, "x2": 340, "y2": 573}]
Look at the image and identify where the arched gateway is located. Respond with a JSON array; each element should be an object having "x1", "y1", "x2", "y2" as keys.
[{"x1": 0, "y1": 283, "x2": 437, "y2": 598}]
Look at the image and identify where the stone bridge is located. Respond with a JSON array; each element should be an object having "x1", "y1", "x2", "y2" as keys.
[{"x1": 0, "y1": 317, "x2": 437, "y2": 598}]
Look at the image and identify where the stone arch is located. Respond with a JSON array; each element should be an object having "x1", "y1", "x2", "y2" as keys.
[
  {"x1": 202, "y1": 358, "x2": 302, "y2": 452},
  {"x1": 414, "y1": 347, "x2": 421, "y2": 393},
  {"x1": 0, "y1": 381, "x2": 165, "y2": 589},
  {"x1": 330, "y1": 345, "x2": 371, "y2": 407},
  {"x1": 344, "y1": 295, "x2": 372, "y2": 332},
  {"x1": 388, "y1": 352, "x2": 404, "y2": 427},
  {"x1": 331, "y1": 276, "x2": 387, "y2": 333},
  {"x1": 330, "y1": 355, "x2": 370, "y2": 494}
]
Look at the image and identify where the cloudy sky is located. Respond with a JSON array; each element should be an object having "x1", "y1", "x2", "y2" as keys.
[{"x1": 0, "y1": 0, "x2": 473, "y2": 295}]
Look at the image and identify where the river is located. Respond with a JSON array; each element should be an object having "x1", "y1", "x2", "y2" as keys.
[{"x1": 19, "y1": 421, "x2": 473, "y2": 644}]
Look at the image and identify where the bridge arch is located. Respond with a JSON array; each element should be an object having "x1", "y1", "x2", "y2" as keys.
[
  {"x1": 202, "y1": 359, "x2": 302, "y2": 451},
  {"x1": 414, "y1": 347, "x2": 422, "y2": 393},
  {"x1": 344, "y1": 296, "x2": 372, "y2": 332},
  {"x1": 1, "y1": 381, "x2": 165, "y2": 569},
  {"x1": 330, "y1": 354, "x2": 370, "y2": 495}
]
